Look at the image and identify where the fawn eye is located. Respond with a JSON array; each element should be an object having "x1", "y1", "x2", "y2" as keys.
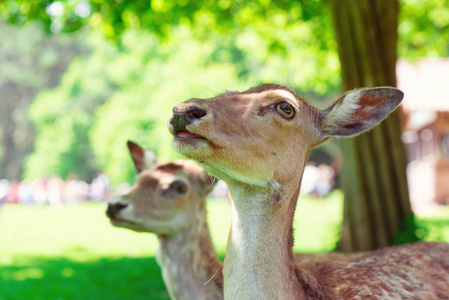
[
  {"x1": 276, "y1": 102, "x2": 295, "y2": 119},
  {"x1": 170, "y1": 180, "x2": 187, "y2": 194}
]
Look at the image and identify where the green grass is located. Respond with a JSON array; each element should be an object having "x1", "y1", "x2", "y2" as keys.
[
  {"x1": 1, "y1": 192, "x2": 449, "y2": 300},
  {"x1": 0, "y1": 203, "x2": 168, "y2": 300},
  {"x1": 415, "y1": 205, "x2": 449, "y2": 242}
]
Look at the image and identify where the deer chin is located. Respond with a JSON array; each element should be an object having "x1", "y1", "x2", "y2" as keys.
[
  {"x1": 109, "y1": 217, "x2": 145, "y2": 231},
  {"x1": 201, "y1": 160, "x2": 279, "y2": 190},
  {"x1": 138, "y1": 214, "x2": 190, "y2": 235},
  {"x1": 172, "y1": 131, "x2": 215, "y2": 161},
  {"x1": 110, "y1": 217, "x2": 181, "y2": 234}
]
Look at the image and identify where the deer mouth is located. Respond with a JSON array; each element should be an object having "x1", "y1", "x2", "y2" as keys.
[
  {"x1": 109, "y1": 216, "x2": 138, "y2": 227},
  {"x1": 174, "y1": 130, "x2": 206, "y2": 140},
  {"x1": 109, "y1": 217, "x2": 125, "y2": 224},
  {"x1": 171, "y1": 128, "x2": 215, "y2": 160}
]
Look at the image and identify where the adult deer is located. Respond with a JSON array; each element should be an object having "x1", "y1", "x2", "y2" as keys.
[
  {"x1": 106, "y1": 141, "x2": 223, "y2": 300},
  {"x1": 168, "y1": 84, "x2": 449, "y2": 299}
]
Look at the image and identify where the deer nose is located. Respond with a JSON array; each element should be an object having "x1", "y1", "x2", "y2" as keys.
[
  {"x1": 170, "y1": 106, "x2": 207, "y2": 131},
  {"x1": 106, "y1": 202, "x2": 128, "y2": 218}
]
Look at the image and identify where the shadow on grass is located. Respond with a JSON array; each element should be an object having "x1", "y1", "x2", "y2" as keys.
[{"x1": 0, "y1": 254, "x2": 170, "y2": 300}]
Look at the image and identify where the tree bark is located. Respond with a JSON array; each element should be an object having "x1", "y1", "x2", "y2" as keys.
[{"x1": 331, "y1": 0, "x2": 416, "y2": 251}]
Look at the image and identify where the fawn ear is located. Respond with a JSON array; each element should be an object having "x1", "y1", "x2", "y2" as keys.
[
  {"x1": 127, "y1": 140, "x2": 158, "y2": 173},
  {"x1": 198, "y1": 168, "x2": 218, "y2": 196},
  {"x1": 319, "y1": 87, "x2": 403, "y2": 139}
]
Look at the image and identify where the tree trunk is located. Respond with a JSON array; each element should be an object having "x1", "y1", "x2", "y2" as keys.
[
  {"x1": 0, "y1": 82, "x2": 35, "y2": 181},
  {"x1": 331, "y1": 0, "x2": 417, "y2": 251}
]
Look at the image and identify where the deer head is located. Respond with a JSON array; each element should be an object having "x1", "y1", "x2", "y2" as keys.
[
  {"x1": 106, "y1": 141, "x2": 215, "y2": 235},
  {"x1": 168, "y1": 83, "x2": 402, "y2": 191}
]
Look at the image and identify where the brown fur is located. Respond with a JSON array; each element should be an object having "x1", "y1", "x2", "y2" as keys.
[
  {"x1": 296, "y1": 242, "x2": 449, "y2": 299},
  {"x1": 168, "y1": 84, "x2": 449, "y2": 299},
  {"x1": 242, "y1": 83, "x2": 298, "y2": 97}
]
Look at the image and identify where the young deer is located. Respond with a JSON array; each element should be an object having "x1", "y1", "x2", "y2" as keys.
[
  {"x1": 106, "y1": 141, "x2": 223, "y2": 300},
  {"x1": 168, "y1": 84, "x2": 449, "y2": 299}
]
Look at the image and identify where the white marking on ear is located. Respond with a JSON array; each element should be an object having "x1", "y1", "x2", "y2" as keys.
[
  {"x1": 321, "y1": 90, "x2": 362, "y2": 132},
  {"x1": 319, "y1": 87, "x2": 403, "y2": 138},
  {"x1": 127, "y1": 140, "x2": 158, "y2": 172},
  {"x1": 143, "y1": 149, "x2": 157, "y2": 169}
]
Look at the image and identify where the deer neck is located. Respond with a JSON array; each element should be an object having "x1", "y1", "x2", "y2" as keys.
[
  {"x1": 157, "y1": 203, "x2": 223, "y2": 300},
  {"x1": 223, "y1": 174, "x2": 307, "y2": 300}
]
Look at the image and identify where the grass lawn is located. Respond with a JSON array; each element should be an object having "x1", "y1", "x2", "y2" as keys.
[{"x1": 1, "y1": 192, "x2": 448, "y2": 299}]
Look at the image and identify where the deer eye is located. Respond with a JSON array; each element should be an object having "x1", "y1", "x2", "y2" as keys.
[
  {"x1": 170, "y1": 180, "x2": 187, "y2": 194},
  {"x1": 276, "y1": 102, "x2": 295, "y2": 119}
]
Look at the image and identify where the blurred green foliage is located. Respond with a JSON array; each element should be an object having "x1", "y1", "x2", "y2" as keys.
[
  {"x1": 24, "y1": 34, "x2": 115, "y2": 181},
  {"x1": 0, "y1": 21, "x2": 83, "y2": 180},
  {"x1": 2, "y1": 0, "x2": 449, "y2": 183},
  {"x1": 23, "y1": 23, "x2": 341, "y2": 184},
  {"x1": 2, "y1": 0, "x2": 448, "y2": 58},
  {"x1": 399, "y1": 0, "x2": 449, "y2": 58},
  {"x1": 0, "y1": 0, "x2": 325, "y2": 39}
]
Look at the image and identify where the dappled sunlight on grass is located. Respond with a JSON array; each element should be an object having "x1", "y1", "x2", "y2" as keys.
[
  {"x1": 0, "y1": 256, "x2": 169, "y2": 300},
  {"x1": 3, "y1": 267, "x2": 45, "y2": 281},
  {"x1": 1, "y1": 194, "x2": 449, "y2": 299},
  {"x1": 0, "y1": 203, "x2": 159, "y2": 262},
  {"x1": 0, "y1": 202, "x2": 169, "y2": 299},
  {"x1": 0, "y1": 196, "x2": 344, "y2": 298}
]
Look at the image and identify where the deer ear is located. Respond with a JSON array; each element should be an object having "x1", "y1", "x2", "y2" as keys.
[
  {"x1": 198, "y1": 168, "x2": 217, "y2": 196},
  {"x1": 127, "y1": 140, "x2": 158, "y2": 173},
  {"x1": 319, "y1": 87, "x2": 403, "y2": 138}
]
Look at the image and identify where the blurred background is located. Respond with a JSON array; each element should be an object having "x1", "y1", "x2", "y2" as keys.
[{"x1": 0, "y1": 0, "x2": 449, "y2": 299}]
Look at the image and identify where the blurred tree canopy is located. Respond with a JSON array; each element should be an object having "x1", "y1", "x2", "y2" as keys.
[
  {"x1": 0, "y1": 0, "x2": 323, "y2": 39},
  {"x1": 2, "y1": 0, "x2": 448, "y2": 185},
  {"x1": 1, "y1": 0, "x2": 448, "y2": 58},
  {"x1": 398, "y1": 0, "x2": 449, "y2": 58},
  {"x1": 0, "y1": 21, "x2": 83, "y2": 181},
  {"x1": 25, "y1": 34, "x2": 114, "y2": 181},
  {"x1": 23, "y1": 23, "x2": 341, "y2": 184}
]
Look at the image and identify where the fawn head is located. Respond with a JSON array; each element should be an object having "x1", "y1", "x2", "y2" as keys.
[
  {"x1": 106, "y1": 141, "x2": 215, "y2": 235},
  {"x1": 168, "y1": 84, "x2": 403, "y2": 190}
]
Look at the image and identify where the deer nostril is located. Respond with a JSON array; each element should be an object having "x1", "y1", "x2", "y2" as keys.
[
  {"x1": 185, "y1": 107, "x2": 206, "y2": 122},
  {"x1": 115, "y1": 203, "x2": 128, "y2": 211},
  {"x1": 106, "y1": 202, "x2": 128, "y2": 218}
]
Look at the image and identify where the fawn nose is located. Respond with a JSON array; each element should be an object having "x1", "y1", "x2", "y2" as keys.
[
  {"x1": 170, "y1": 106, "x2": 207, "y2": 131},
  {"x1": 106, "y1": 202, "x2": 128, "y2": 218}
]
